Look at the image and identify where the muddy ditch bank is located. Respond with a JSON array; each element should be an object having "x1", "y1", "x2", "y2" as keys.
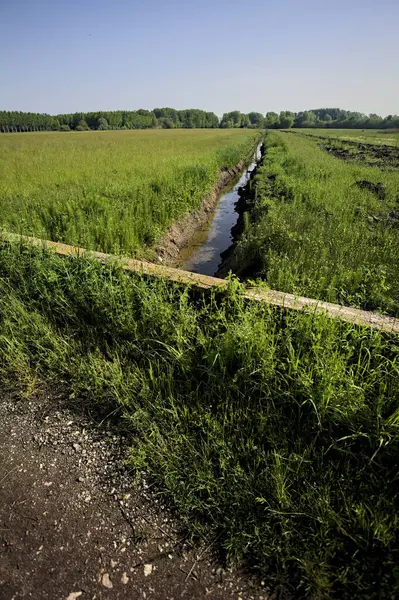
[
  {"x1": 215, "y1": 146, "x2": 265, "y2": 279},
  {"x1": 179, "y1": 143, "x2": 263, "y2": 276},
  {"x1": 153, "y1": 143, "x2": 262, "y2": 266}
]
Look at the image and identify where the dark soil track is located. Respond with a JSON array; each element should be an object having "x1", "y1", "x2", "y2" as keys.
[
  {"x1": 285, "y1": 131, "x2": 399, "y2": 170},
  {"x1": 322, "y1": 139, "x2": 399, "y2": 169},
  {"x1": 283, "y1": 130, "x2": 399, "y2": 169}
]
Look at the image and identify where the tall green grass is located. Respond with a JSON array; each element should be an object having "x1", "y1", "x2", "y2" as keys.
[
  {"x1": 233, "y1": 132, "x2": 399, "y2": 315},
  {"x1": 0, "y1": 129, "x2": 258, "y2": 255},
  {"x1": 1, "y1": 241, "x2": 399, "y2": 598}
]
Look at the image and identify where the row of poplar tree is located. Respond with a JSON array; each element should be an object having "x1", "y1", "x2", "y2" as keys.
[{"x1": 1, "y1": 107, "x2": 398, "y2": 133}]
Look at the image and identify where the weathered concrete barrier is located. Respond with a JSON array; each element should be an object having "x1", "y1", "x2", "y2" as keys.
[{"x1": 2, "y1": 231, "x2": 399, "y2": 334}]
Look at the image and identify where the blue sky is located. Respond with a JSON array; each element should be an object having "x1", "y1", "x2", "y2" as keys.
[{"x1": 0, "y1": 0, "x2": 398, "y2": 115}]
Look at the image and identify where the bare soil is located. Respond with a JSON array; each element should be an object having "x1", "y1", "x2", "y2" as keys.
[
  {"x1": 0, "y1": 387, "x2": 268, "y2": 600},
  {"x1": 320, "y1": 138, "x2": 399, "y2": 169},
  {"x1": 284, "y1": 131, "x2": 399, "y2": 170}
]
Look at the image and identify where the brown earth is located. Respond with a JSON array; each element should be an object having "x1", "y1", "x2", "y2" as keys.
[
  {"x1": 0, "y1": 387, "x2": 269, "y2": 600},
  {"x1": 323, "y1": 141, "x2": 399, "y2": 169},
  {"x1": 283, "y1": 130, "x2": 399, "y2": 169},
  {"x1": 316, "y1": 136, "x2": 398, "y2": 169}
]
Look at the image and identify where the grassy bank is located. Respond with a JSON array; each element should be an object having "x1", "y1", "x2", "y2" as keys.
[
  {"x1": 231, "y1": 132, "x2": 399, "y2": 316},
  {"x1": 1, "y1": 241, "x2": 399, "y2": 598},
  {"x1": 0, "y1": 129, "x2": 258, "y2": 255}
]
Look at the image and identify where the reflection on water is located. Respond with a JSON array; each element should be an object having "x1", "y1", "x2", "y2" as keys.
[{"x1": 180, "y1": 143, "x2": 262, "y2": 276}]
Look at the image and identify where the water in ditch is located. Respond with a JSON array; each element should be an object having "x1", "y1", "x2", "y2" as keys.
[{"x1": 180, "y1": 143, "x2": 262, "y2": 276}]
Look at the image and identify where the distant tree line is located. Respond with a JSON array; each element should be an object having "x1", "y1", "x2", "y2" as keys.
[
  {"x1": 0, "y1": 107, "x2": 398, "y2": 133},
  {"x1": 222, "y1": 109, "x2": 399, "y2": 130},
  {"x1": 212, "y1": 108, "x2": 399, "y2": 129},
  {"x1": 291, "y1": 108, "x2": 399, "y2": 130},
  {"x1": 0, "y1": 108, "x2": 219, "y2": 133}
]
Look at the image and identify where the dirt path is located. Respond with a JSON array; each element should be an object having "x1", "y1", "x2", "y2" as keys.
[{"x1": 0, "y1": 389, "x2": 266, "y2": 600}]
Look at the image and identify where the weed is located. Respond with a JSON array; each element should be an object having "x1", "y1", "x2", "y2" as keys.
[
  {"x1": 1, "y1": 241, "x2": 399, "y2": 598},
  {"x1": 0, "y1": 129, "x2": 258, "y2": 255},
  {"x1": 231, "y1": 133, "x2": 399, "y2": 316}
]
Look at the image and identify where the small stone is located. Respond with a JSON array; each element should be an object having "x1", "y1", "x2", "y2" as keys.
[
  {"x1": 101, "y1": 573, "x2": 113, "y2": 589},
  {"x1": 144, "y1": 563, "x2": 153, "y2": 577},
  {"x1": 121, "y1": 572, "x2": 129, "y2": 584},
  {"x1": 110, "y1": 559, "x2": 117, "y2": 568},
  {"x1": 72, "y1": 443, "x2": 81, "y2": 452},
  {"x1": 66, "y1": 593, "x2": 82, "y2": 600}
]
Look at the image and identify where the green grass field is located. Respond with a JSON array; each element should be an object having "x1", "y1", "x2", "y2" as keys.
[
  {"x1": 0, "y1": 129, "x2": 259, "y2": 254},
  {"x1": 231, "y1": 131, "x2": 399, "y2": 316},
  {"x1": 1, "y1": 127, "x2": 399, "y2": 598},
  {"x1": 292, "y1": 128, "x2": 399, "y2": 146},
  {"x1": 1, "y1": 241, "x2": 399, "y2": 599}
]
